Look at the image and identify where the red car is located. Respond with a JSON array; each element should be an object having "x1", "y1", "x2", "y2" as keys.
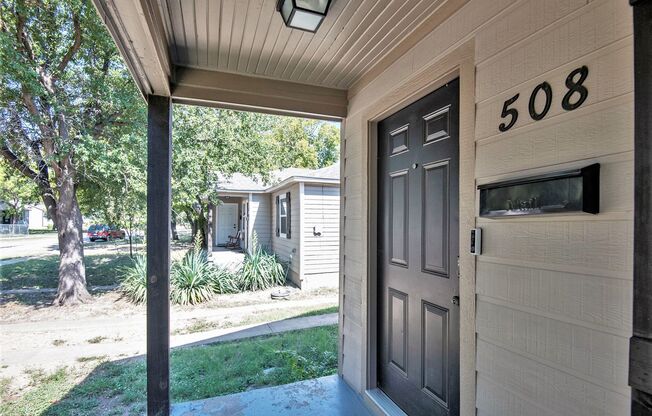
[{"x1": 88, "y1": 224, "x2": 126, "y2": 242}]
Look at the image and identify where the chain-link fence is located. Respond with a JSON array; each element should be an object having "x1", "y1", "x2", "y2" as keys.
[{"x1": 0, "y1": 223, "x2": 28, "y2": 236}]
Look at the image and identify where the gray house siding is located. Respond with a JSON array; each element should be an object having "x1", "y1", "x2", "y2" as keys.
[
  {"x1": 271, "y1": 183, "x2": 301, "y2": 286},
  {"x1": 249, "y1": 193, "x2": 272, "y2": 250},
  {"x1": 302, "y1": 184, "x2": 340, "y2": 288}
]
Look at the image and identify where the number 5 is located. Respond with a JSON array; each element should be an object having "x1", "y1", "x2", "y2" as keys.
[{"x1": 499, "y1": 93, "x2": 519, "y2": 132}]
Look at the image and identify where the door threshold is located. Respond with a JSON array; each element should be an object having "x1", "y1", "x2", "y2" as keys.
[{"x1": 365, "y1": 389, "x2": 407, "y2": 416}]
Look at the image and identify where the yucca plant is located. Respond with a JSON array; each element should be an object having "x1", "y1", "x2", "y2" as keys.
[
  {"x1": 211, "y1": 266, "x2": 239, "y2": 294},
  {"x1": 170, "y1": 234, "x2": 217, "y2": 305},
  {"x1": 238, "y1": 232, "x2": 286, "y2": 291},
  {"x1": 119, "y1": 255, "x2": 147, "y2": 304}
]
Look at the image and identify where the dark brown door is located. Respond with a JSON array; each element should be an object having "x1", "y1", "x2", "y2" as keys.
[{"x1": 377, "y1": 79, "x2": 459, "y2": 416}]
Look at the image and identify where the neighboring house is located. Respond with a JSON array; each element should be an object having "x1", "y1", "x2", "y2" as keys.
[
  {"x1": 0, "y1": 201, "x2": 51, "y2": 229},
  {"x1": 212, "y1": 163, "x2": 340, "y2": 289}
]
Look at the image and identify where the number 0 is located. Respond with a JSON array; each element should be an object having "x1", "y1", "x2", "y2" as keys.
[{"x1": 528, "y1": 82, "x2": 552, "y2": 121}]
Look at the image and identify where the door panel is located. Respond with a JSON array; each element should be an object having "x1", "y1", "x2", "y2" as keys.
[
  {"x1": 217, "y1": 203, "x2": 238, "y2": 245},
  {"x1": 377, "y1": 79, "x2": 460, "y2": 416}
]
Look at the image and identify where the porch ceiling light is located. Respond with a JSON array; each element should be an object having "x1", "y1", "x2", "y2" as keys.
[{"x1": 277, "y1": 0, "x2": 332, "y2": 33}]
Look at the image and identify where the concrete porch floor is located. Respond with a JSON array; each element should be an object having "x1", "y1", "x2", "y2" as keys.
[
  {"x1": 170, "y1": 375, "x2": 374, "y2": 416},
  {"x1": 211, "y1": 246, "x2": 245, "y2": 270}
]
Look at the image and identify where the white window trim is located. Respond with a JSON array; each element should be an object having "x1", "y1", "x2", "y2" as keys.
[{"x1": 279, "y1": 194, "x2": 288, "y2": 239}]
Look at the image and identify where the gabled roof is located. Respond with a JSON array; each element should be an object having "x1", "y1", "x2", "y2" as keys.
[{"x1": 216, "y1": 162, "x2": 340, "y2": 194}]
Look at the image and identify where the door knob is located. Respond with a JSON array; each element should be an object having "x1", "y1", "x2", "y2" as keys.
[{"x1": 451, "y1": 296, "x2": 460, "y2": 306}]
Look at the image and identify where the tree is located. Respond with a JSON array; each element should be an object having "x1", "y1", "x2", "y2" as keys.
[
  {"x1": 0, "y1": 159, "x2": 39, "y2": 223},
  {"x1": 77, "y1": 132, "x2": 147, "y2": 257},
  {"x1": 0, "y1": 0, "x2": 144, "y2": 304},
  {"x1": 268, "y1": 118, "x2": 340, "y2": 169},
  {"x1": 172, "y1": 106, "x2": 278, "y2": 249}
]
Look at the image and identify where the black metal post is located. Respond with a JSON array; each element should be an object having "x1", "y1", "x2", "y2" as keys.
[
  {"x1": 146, "y1": 95, "x2": 172, "y2": 416},
  {"x1": 630, "y1": 1, "x2": 652, "y2": 414}
]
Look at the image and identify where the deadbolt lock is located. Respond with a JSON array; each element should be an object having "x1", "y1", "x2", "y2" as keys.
[{"x1": 451, "y1": 296, "x2": 460, "y2": 306}]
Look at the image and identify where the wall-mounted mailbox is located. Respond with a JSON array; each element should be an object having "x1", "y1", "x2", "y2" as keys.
[{"x1": 478, "y1": 164, "x2": 599, "y2": 218}]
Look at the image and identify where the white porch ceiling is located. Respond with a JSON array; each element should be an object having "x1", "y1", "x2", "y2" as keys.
[{"x1": 161, "y1": 0, "x2": 447, "y2": 89}]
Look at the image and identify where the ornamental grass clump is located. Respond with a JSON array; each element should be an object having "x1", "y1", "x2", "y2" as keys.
[
  {"x1": 170, "y1": 235, "x2": 221, "y2": 305},
  {"x1": 119, "y1": 255, "x2": 147, "y2": 304},
  {"x1": 120, "y1": 235, "x2": 240, "y2": 305},
  {"x1": 238, "y1": 232, "x2": 286, "y2": 291}
]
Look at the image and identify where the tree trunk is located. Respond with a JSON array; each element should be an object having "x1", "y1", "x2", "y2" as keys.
[
  {"x1": 52, "y1": 174, "x2": 92, "y2": 305},
  {"x1": 171, "y1": 212, "x2": 179, "y2": 241},
  {"x1": 206, "y1": 204, "x2": 213, "y2": 255}
]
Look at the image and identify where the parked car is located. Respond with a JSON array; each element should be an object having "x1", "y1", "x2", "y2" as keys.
[{"x1": 87, "y1": 224, "x2": 125, "y2": 241}]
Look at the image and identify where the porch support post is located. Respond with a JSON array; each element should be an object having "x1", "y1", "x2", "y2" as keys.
[
  {"x1": 146, "y1": 95, "x2": 172, "y2": 416},
  {"x1": 630, "y1": 1, "x2": 652, "y2": 414}
]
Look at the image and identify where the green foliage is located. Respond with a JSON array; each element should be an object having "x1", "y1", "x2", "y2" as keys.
[
  {"x1": 268, "y1": 118, "x2": 340, "y2": 169},
  {"x1": 238, "y1": 232, "x2": 286, "y2": 291},
  {"x1": 119, "y1": 236, "x2": 238, "y2": 305},
  {"x1": 170, "y1": 236, "x2": 216, "y2": 305},
  {"x1": 276, "y1": 347, "x2": 338, "y2": 379},
  {"x1": 0, "y1": 161, "x2": 40, "y2": 222},
  {"x1": 119, "y1": 255, "x2": 147, "y2": 304}
]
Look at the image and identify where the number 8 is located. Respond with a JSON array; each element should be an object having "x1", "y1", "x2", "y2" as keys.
[{"x1": 562, "y1": 66, "x2": 589, "y2": 111}]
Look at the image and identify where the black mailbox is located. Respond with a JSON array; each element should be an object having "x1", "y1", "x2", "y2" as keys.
[{"x1": 478, "y1": 164, "x2": 599, "y2": 218}]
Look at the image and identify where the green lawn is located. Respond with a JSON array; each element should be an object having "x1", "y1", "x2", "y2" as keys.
[
  {"x1": 0, "y1": 325, "x2": 338, "y2": 416},
  {"x1": 0, "y1": 253, "x2": 134, "y2": 290}
]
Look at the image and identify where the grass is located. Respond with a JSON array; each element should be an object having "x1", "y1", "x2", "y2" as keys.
[
  {"x1": 0, "y1": 253, "x2": 134, "y2": 290},
  {"x1": 0, "y1": 325, "x2": 338, "y2": 416},
  {"x1": 172, "y1": 304, "x2": 339, "y2": 335}
]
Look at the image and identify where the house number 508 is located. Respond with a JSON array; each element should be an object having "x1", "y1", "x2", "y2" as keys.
[{"x1": 498, "y1": 66, "x2": 589, "y2": 132}]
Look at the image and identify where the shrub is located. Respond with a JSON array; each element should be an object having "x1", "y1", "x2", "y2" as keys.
[
  {"x1": 238, "y1": 232, "x2": 286, "y2": 291},
  {"x1": 170, "y1": 236, "x2": 217, "y2": 305},
  {"x1": 119, "y1": 255, "x2": 147, "y2": 304},
  {"x1": 211, "y1": 266, "x2": 239, "y2": 295}
]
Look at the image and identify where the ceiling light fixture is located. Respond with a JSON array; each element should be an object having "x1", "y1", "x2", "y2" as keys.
[{"x1": 276, "y1": 0, "x2": 332, "y2": 33}]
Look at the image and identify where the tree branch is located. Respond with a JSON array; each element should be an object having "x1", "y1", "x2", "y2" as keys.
[
  {"x1": 1, "y1": 145, "x2": 38, "y2": 180},
  {"x1": 56, "y1": 13, "x2": 82, "y2": 75}
]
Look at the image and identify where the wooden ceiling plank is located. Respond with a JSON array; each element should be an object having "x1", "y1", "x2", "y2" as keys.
[
  {"x1": 218, "y1": 0, "x2": 236, "y2": 71},
  {"x1": 245, "y1": 0, "x2": 276, "y2": 73},
  {"x1": 295, "y1": 0, "x2": 366, "y2": 84},
  {"x1": 179, "y1": 0, "x2": 198, "y2": 67},
  {"x1": 237, "y1": 0, "x2": 264, "y2": 73},
  {"x1": 255, "y1": 9, "x2": 284, "y2": 75},
  {"x1": 228, "y1": 0, "x2": 251, "y2": 71},
  {"x1": 287, "y1": 0, "x2": 349, "y2": 80},
  {"x1": 347, "y1": 0, "x2": 467, "y2": 94},
  {"x1": 334, "y1": 0, "x2": 440, "y2": 87},
  {"x1": 305, "y1": 0, "x2": 381, "y2": 84},
  {"x1": 167, "y1": 0, "x2": 188, "y2": 64},
  {"x1": 320, "y1": 0, "x2": 410, "y2": 85},
  {"x1": 206, "y1": 0, "x2": 221, "y2": 68},
  {"x1": 194, "y1": 0, "x2": 209, "y2": 68},
  {"x1": 280, "y1": 32, "x2": 311, "y2": 78},
  {"x1": 271, "y1": 29, "x2": 304, "y2": 78}
]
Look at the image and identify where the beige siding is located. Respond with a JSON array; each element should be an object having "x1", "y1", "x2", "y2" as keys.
[
  {"x1": 271, "y1": 183, "x2": 301, "y2": 286},
  {"x1": 249, "y1": 193, "x2": 272, "y2": 250},
  {"x1": 302, "y1": 184, "x2": 340, "y2": 286},
  {"x1": 342, "y1": 0, "x2": 633, "y2": 414}
]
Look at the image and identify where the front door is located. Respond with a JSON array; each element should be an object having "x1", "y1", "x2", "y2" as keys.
[
  {"x1": 377, "y1": 79, "x2": 460, "y2": 416},
  {"x1": 216, "y1": 203, "x2": 238, "y2": 246}
]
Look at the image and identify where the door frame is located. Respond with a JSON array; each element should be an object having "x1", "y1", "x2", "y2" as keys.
[{"x1": 361, "y1": 40, "x2": 477, "y2": 416}]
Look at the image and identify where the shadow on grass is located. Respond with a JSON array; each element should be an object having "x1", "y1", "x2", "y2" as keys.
[
  {"x1": 22, "y1": 325, "x2": 339, "y2": 416},
  {"x1": 0, "y1": 254, "x2": 135, "y2": 291}
]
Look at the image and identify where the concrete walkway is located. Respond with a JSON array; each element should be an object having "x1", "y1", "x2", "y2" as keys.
[
  {"x1": 176, "y1": 312, "x2": 337, "y2": 348},
  {"x1": 171, "y1": 374, "x2": 373, "y2": 416}
]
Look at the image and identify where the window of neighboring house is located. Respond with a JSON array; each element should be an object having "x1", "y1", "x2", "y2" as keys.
[{"x1": 279, "y1": 194, "x2": 288, "y2": 238}]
